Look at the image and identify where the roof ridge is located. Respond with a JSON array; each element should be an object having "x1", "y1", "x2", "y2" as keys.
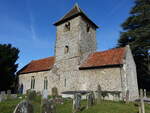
[
  {"x1": 32, "y1": 56, "x2": 54, "y2": 62},
  {"x1": 93, "y1": 47, "x2": 126, "y2": 54}
]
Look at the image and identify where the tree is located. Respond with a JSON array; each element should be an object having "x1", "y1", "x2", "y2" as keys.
[
  {"x1": 117, "y1": 0, "x2": 150, "y2": 90},
  {"x1": 0, "y1": 44, "x2": 19, "y2": 92}
]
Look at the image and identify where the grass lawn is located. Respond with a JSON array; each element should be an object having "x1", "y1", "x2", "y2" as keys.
[{"x1": 0, "y1": 96, "x2": 150, "y2": 113}]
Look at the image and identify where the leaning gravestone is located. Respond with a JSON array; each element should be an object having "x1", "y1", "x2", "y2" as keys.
[
  {"x1": 41, "y1": 99, "x2": 56, "y2": 113},
  {"x1": 13, "y1": 100, "x2": 34, "y2": 113}
]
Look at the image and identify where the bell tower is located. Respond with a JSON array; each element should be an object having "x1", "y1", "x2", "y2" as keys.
[{"x1": 54, "y1": 4, "x2": 98, "y2": 71}]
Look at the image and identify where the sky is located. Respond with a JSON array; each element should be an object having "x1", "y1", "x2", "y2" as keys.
[{"x1": 0, "y1": 0, "x2": 134, "y2": 70}]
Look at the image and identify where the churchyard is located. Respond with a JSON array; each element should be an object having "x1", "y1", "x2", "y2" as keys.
[{"x1": 0, "y1": 89, "x2": 150, "y2": 113}]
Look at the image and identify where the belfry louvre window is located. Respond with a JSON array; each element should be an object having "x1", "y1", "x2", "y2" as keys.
[
  {"x1": 87, "y1": 24, "x2": 90, "y2": 32},
  {"x1": 64, "y1": 22, "x2": 70, "y2": 31},
  {"x1": 44, "y1": 77, "x2": 48, "y2": 90},
  {"x1": 31, "y1": 76, "x2": 35, "y2": 89},
  {"x1": 64, "y1": 45, "x2": 69, "y2": 54}
]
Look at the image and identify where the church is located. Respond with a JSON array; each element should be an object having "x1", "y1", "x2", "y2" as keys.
[{"x1": 18, "y1": 4, "x2": 139, "y2": 101}]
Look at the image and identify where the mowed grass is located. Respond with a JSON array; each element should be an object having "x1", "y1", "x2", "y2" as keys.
[{"x1": 0, "y1": 97, "x2": 150, "y2": 113}]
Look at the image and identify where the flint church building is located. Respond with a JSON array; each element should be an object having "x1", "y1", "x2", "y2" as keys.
[{"x1": 19, "y1": 4, "x2": 139, "y2": 101}]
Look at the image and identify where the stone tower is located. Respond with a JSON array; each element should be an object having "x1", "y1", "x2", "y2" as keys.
[
  {"x1": 53, "y1": 4, "x2": 98, "y2": 91},
  {"x1": 54, "y1": 4, "x2": 98, "y2": 70}
]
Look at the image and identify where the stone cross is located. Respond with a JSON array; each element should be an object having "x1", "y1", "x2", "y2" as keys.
[
  {"x1": 139, "y1": 89, "x2": 145, "y2": 113},
  {"x1": 97, "y1": 84, "x2": 102, "y2": 103},
  {"x1": 13, "y1": 100, "x2": 34, "y2": 113}
]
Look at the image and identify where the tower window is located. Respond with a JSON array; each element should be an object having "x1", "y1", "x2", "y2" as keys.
[
  {"x1": 87, "y1": 24, "x2": 90, "y2": 32},
  {"x1": 31, "y1": 76, "x2": 35, "y2": 89},
  {"x1": 64, "y1": 45, "x2": 69, "y2": 54},
  {"x1": 64, "y1": 22, "x2": 70, "y2": 31},
  {"x1": 44, "y1": 77, "x2": 48, "y2": 90},
  {"x1": 64, "y1": 78, "x2": 66, "y2": 87}
]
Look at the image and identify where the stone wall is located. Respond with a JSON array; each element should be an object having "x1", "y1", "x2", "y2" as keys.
[
  {"x1": 124, "y1": 46, "x2": 139, "y2": 101},
  {"x1": 19, "y1": 71, "x2": 50, "y2": 94}
]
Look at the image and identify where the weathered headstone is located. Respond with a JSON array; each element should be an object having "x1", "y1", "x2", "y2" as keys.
[
  {"x1": 41, "y1": 99, "x2": 56, "y2": 113},
  {"x1": 42, "y1": 90, "x2": 48, "y2": 99},
  {"x1": 0, "y1": 95, "x2": 2, "y2": 102},
  {"x1": 11, "y1": 94, "x2": 18, "y2": 99},
  {"x1": 7, "y1": 90, "x2": 11, "y2": 99},
  {"x1": 125, "y1": 90, "x2": 129, "y2": 103},
  {"x1": 73, "y1": 93, "x2": 81, "y2": 112},
  {"x1": 86, "y1": 93, "x2": 91, "y2": 109},
  {"x1": 1, "y1": 91, "x2": 6, "y2": 95},
  {"x1": 144, "y1": 89, "x2": 146, "y2": 98},
  {"x1": 7, "y1": 90, "x2": 11, "y2": 95},
  {"x1": 27, "y1": 90, "x2": 36, "y2": 101},
  {"x1": 52, "y1": 87, "x2": 58, "y2": 97},
  {"x1": 97, "y1": 84, "x2": 102, "y2": 103},
  {"x1": 13, "y1": 100, "x2": 34, "y2": 113},
  {"x1": 0, "y1": 91, "x2": 7, "y2": 101}
]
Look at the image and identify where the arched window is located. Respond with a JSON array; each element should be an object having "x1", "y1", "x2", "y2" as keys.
[
  {"x1": 44, "y1": 77, "x2": 48, "y2": 90},
  {"x1": 31, "y1": 76, "x2": 35, "y2": 89},
  {"x1": 64, "y1": 45, "x2": 69, "y2": 54}
]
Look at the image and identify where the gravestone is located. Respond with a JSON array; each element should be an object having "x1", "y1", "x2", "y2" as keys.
[
  {"x1": 0, "y1": 91, "x2": 7, "y2": 101},
  {"x1": 42, "y1": 90, "x2": 48, "y2": 99},
  {"x1": 41, "y1": 99, "x2": 56, "y2": 113},
  {"x1": 13, "y1": 100, "x2": 34, "y2": 113},
  {"x1": 26, "y1": 90, "x2": 36, "y2": 101},
  {"x1": 0, "y1": 95, "x2": 2, "y2": 102},
  {"x1": 73, "y1": 93, "x2": 81, "y2": 112},
  {"x1": 87, "y1": 92, "x2": 95, "y2": 108},
  {"x1": 11, "y1": 94, "x2": 18, "y2": 99},
  {"x1": 7, "y1": 90, "x2": 11, "y2": 99},
  {"x1": 125, "y1": 90, "x2": 129, "y2": 103},
  {"x1": 97, "y1": 84, "x2": 102, "y2": 103},
  {"x1": 144, "y1": 89, "x2": 146, "y2": 98},
  {"x1": 52, "y1": 87, "x2": 58, "y2": 97},
  {"x1": 7, "y1": 90, "x2": 11, "y2": 95}
]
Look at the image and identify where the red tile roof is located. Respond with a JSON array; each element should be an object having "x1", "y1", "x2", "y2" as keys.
[
  {"x1": 79, "y1": 47, "x2": 126, "y2": 69},
  {"x1": 19, "y1": 56, "x2": 55, "y2": 74},
  {"x1": 19, "y1": 47, "x2": 126, "y2": 74}
]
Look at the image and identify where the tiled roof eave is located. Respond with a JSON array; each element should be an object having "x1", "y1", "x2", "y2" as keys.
[
  {"x1": 79, "y1": 64, "x2": 123, "y2": 70},
  {"x1": 19, "y1": 69, "x2": 51, "y2": 75},
  {"x1": 54, "y1": 13, "x2": 99, "y2": 28}
]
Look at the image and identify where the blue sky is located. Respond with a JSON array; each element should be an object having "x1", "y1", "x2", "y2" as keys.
[{"x1": 0, "y1": 0, "x2": 134, "y2": 70}]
